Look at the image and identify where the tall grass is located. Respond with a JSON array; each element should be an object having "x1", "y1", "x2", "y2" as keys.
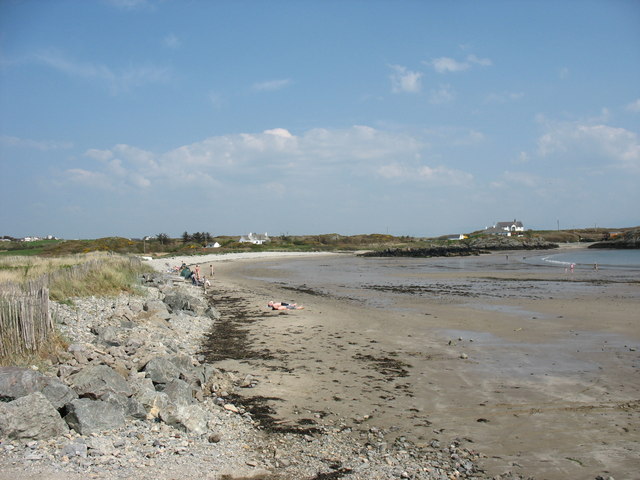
[
  {"x1": 0, "y1": 253, "x2": 153, "y2": 366},
  {"x1": 0, "y1": 252, "x2": 153, "y2": 300}
]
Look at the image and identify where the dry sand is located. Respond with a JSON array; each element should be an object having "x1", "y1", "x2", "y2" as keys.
[{"x1": 154, "y1": 250, "x2": 640, "y2": 479}]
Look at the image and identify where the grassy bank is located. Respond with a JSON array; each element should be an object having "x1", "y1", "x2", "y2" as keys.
[{"x1": 0, "y1": 253, "x2": 153, "y2": 367}]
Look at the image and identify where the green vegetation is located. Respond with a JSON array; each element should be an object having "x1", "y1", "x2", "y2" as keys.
[
  {"x1": 2, "y1": 226, "x2": 638, "y2": 261},
  {"x1": 0, "y1": 252, "x2": 153, "y2": 301}
]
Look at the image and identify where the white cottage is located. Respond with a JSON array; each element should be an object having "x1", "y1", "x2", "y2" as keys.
[
  {"x1": 239, "y1": 232, "x2": 270, "y2": 245},
  {"x1": 485, "y1": 220, "x2": 525, "y2": 236}
]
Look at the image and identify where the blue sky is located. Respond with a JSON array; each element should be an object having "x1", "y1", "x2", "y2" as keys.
[{"x1": 1, "y1": 0, "x2": 639, "y2": 239}]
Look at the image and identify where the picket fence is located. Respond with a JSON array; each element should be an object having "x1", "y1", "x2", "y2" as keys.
[{"x1": 0, "y1": 281, "x2": 52, "y2": 357}]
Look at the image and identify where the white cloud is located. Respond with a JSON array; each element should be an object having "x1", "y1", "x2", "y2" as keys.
[
  {"x1": 34, "y1": 50, "x2": 170, "y2": 94},
  {"x1": 429, "y1": 84, "x2": 455, "y2": 104},
  {"x1": 0, "y1": 135, "x2": 72, "y2": 150},
  {"x1": 626, "y1": 99, "x2": 640, "y2": 113},
  {"x1": 538, "y1": 122, "x2": 640, "y2": 172},
  {"x1": 389, "y1": 65, "x2": 423, "y2": 93},
  {"x1": 559, "y1": 67, "x2": 569, "y2": 79},
  {"x1": 85, "y1": 148, "x2": 113, "y2": 161},
  {"x1": 64, "y1": 126, "x2": 429, "y2": 192},
  {"x1": 163, "y1": 33, "x2": 181, "y2": 50},
  {"x1": 377, "y1": 163, "x2": 473, "y2": 186},
  {"x1": 252, "y1": 79, "x2": 292, "y2": 91},
  {"x1": 427, "y1": 54, "x2": 492, "y2": 73}
]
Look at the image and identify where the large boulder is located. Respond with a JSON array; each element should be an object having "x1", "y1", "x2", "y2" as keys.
[
  {"x1": 63, "y1": 398, "x2": 125, "y2": 434},
  {"x1": 133, "y1": 389, "x2": 171, "y2": 420},
  {"x1": 0, "y1": 392, "x2": 69, "y2": 441},
  {"x1": 163, "y1": 288, "x2": 209, "y2": 316},
  {"x1": 68, "y1": 364, "x2": 132, "y2": 399},
  {"x1": 142, "y1": 357, "x2": 181, "y2": 385},
  {"x1": 161, "y1": 378, "x2": 195, "y2": 406},
  {"x1": 159, "y1": 403, "x2": 209, "y2": 435},
  {"x1": 0, "y1": 366, "x2": 77, "y2": 409}
]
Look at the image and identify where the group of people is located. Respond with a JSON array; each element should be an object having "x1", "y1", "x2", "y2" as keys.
[
  {"x1": 169, "y1": 261, "x2": 304, "y2": 310},
  {"x1": 177, "y1": 262, "x2": 210, "y2": 287}
]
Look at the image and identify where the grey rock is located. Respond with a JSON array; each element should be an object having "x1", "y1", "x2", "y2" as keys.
[
  {"x1": 163, "y1": 289, "x2": 208, "y2": 316},
  {"x1": 159, "y1": 403, "x2": 208, "y2": 435},
  {"x1": 162, "y1": 378, "x2": 195, "y2": 406},
  {"x1": 0, "y1": 366, "x2": 78, "y2": 409},
  {"x1": 63, "y1": 398, "x2": 125, "y2": 434},
  {"x1": 61, "y1": 441, "x2": 88, "y2": 458},
  {"x1": 101, "y1": 391, "x2": 147, "y2": 420},
  {"x1": 69, "y1": 364, "x2": 132, "y2": 399},
  {"x1": 86, "y1": 436, "x2": 116, "y2": 456},
  {"x1": 142, "y1": 356, "x2": 180, "y2": 384},
  {"x1": 0, "y1": 392, "x2": 69, "y2": 441},
  {"x1": 133, "y1": 389, "x2": 171, "y2": 420}
]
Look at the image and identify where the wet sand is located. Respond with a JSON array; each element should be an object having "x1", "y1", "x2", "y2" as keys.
[{"x1": 198, "y1": 251, "x2": 640, "y2": 479}]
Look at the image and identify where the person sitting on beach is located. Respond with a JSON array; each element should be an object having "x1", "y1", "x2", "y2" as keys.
[{"x1": 268, "y1": 301, "x2": 304, "y2": 310}]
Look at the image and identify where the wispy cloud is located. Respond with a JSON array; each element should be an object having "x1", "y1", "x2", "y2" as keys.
[
  {"x1": 163, "y1": 33, "x2": 181, "y2": 50},
  {"x1": 62, "y1": 126, "x2": 441, "y2": 191},
  {"x1": 251, "y1": 79, "x2": 292, "y2": 91},
  {"x1": 0, "y1": 135, "x2": 72, "y2": 150},
  {"x1": 34, "y1": 50, "x2": 170, "y2": 94},
  {"x1": 429, "y1": 84, "x2": 455, "y2": 104},
  {"x1": 538, "y1": 121, "x2": 640, "y2": 172},
  {"x1": 426, "y1": 54, "x2": 492, "y2": 73},
  {"x1": 626, "y1": 99, "x2": 640, "y2": 113},
  {"x1": 104, "y1": 0, "x2": 152, "y2": 10},
  {"x1": 377, "y1": 162, "x2": 473, "y2": 186},
  {"x1": 389, "y1": 65, "x2": 422, "y2": 93}
]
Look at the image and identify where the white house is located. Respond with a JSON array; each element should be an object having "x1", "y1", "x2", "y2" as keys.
[
  {"x1": 239, "y1": 232, "x2": 270, "y2": 245},
  {"x1": 485, "y1": 220, "x2": 525, "y2": 236},
  {"x1": 206, "y1": 242, "x2": 221, "y2": 248}
]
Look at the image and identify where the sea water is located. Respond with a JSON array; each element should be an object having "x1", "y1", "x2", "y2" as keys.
[{"x1": 535, "y1": 248, "x2": 640, "y2": 269}]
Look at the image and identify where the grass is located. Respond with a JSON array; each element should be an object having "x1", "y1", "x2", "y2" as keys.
[{"x1": 0, "y1": 252, "x2": 153, "y2": 367}]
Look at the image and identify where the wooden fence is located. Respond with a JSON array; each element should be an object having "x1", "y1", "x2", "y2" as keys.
[
  {"x1": 0, "y1": 281, "x2": 52, "y2": 357},
  {"x1": 0, "y1": 255, "x2": 143, "y2": 358}
]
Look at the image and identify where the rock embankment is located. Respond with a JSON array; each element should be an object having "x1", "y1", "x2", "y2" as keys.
[
  {"x1": 590, "y1": 228, "x2": 640, "y2": 249},
  {"x1": 0, "y1": 271, "x2": 524, "y2": 480},
  {"x1": 362, "y1": 237, "x2": 558, "y2": 258}
]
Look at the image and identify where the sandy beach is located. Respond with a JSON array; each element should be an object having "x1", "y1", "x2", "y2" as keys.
[{"x1": 154, "y1": 250, "x2": 640, "y2": 479}]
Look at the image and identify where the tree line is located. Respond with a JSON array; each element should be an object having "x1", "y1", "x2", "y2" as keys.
[{"x1": 155, "y1": 232, "x2": 213, "y2": 246}]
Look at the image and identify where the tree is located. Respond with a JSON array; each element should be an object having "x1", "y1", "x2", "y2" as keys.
[
  {"x1": 156, "y1": 233, "x2": 170, "y2": 245},
  {"x1": 182, "y1": 231, "x2": 191, "y2": 244}
]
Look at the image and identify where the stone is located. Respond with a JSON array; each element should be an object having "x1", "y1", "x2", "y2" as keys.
[
  {"x1": 134, "y1": 389, "x2": 171, "y2": 420},
  {"x1": 0, "y1": 366, "x2": 78, "y2": 409},
  {"x1": 86, "y1": 436, "x2": 116, "y2": 456},
  {"x1": 159, "y1": 403, "x2": 209, "y2": 435},
  {"x1": 161, "y1": 378, "x2": 195, "y2": 406},
  {"x1": 63, "y1": 398, "x2": 125, "y2": 434},
  {"x1": 142, "y1": 357, "x2": 180, "y2": 385},
  {"x1": 94, "y1": 326, "x2": 121, "y2": 346},
  {"x1": 69, "y1": 364, "x2": 132, "y2": 399},
  {"x1": 0, "y1": 392, "x2": 69, "y2": 441},
  {"x1": 101, "y1": 391, "x2": 147, "y2": 420},
  {"x1": 60, "y1": 441, "x2": 88, "y2": 458}
]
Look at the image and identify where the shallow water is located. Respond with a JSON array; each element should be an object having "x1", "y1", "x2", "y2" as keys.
[{"x1": 237, "y1": 251, "x2": 639, "y2": 312}]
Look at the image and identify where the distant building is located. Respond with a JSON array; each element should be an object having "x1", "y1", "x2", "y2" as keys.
[
  {"x1": 206, "y1": 242, "x2": 221, "y2": 248},
  {"x1": 445, "y1": 234, "x2": 467, "y2": 241},
  {"x1": 484, "y1": 220, "x2": 525, "y2": 237},
  {"x1": 239, "y1": 232, "x2": 270, "y2": 245}
]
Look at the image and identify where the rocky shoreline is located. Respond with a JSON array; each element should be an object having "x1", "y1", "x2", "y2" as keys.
[
  {"x1": 1, "y1": 270, "x2": 526, "y2": 480},
  {"x1": 361, "y1": 237, "x2": 558, "y2": 258}
]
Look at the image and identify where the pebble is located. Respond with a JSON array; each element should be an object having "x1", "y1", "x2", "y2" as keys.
[{"x1": 0, "y1": 271, "x2": 489, "y2": 480}]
